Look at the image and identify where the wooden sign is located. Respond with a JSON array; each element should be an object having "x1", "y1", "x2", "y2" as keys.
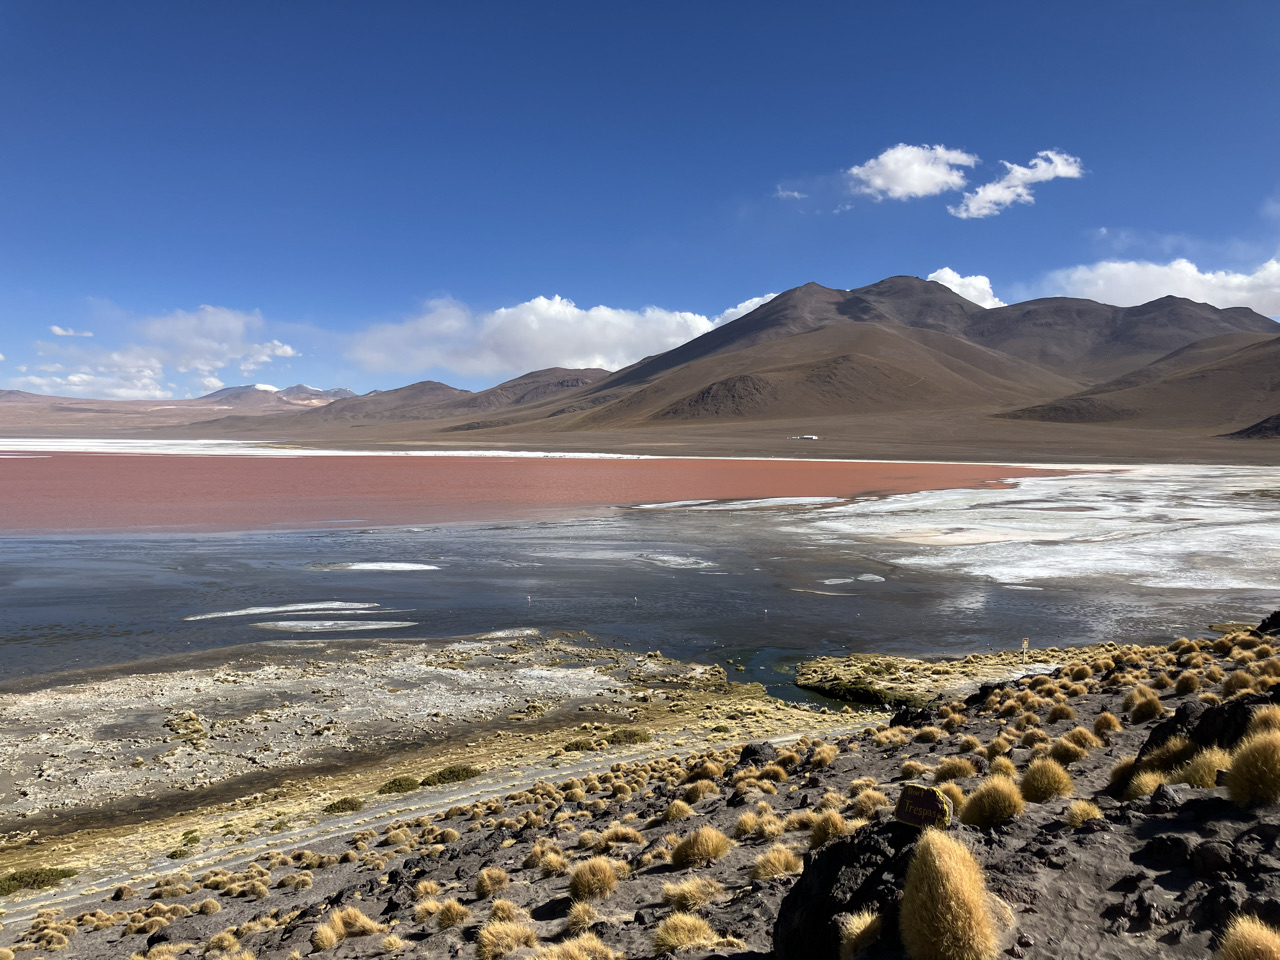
[{"x1": 894, "y1": 783, "x2": 952, "y2": 829}]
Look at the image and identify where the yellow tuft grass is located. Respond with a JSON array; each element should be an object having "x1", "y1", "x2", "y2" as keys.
[
  {"x1": 935, "y1": 758, "x2": 977, "y2": 782},
  {"x1": 476, "y1": 921, "x2": 538, "y2": 960},
  {"x1": 565, "y1": 901, "x2": 598, "y2": 936},
  {"x1": 838, "y1": 910, "x2": 881, "y2": 959},
  {"x1": 1093, "y1": 712, "x2": 1123, "y2": 735},
  {"x1": 475, "y1": 867, "x2": 509, "y2": 898},
  {"x1": 1216, "y1": 914, "x2": 1280, "y2": 960},
  {"x1": 310, "y1": 906, "x2": 387, "y2": 951},
  {"x1": 1019, "y1": 758, "x2": 1073, "y2": 803},
  {"x1": 671, "y1": 825, "x2": 731, "y2": 868},
  {"x1": 750, "y1": 843, "x2": 802, "y2": 880},
  {"x1": 1065, "y1": 800, "x2": 1102, "y2": 828},
  {"x1": 652, "y1": 912, "x2": 715, "y2": 953},
  {"x1": 849, "y1": 789, "x2": 890, "y2": 820},
  {"x1": 569, "y1": 858, "x2": 620, "y2": 901},
  {"x1": 809, "y1": 810, "x2": 849, "y2": 849},
  {"x1": 1227, "y1": 731, "x2": 1280, "y2": 807},
  {"x1": 1123, "y1": 770, "x2": 1167, "y2": 801},
  {"x1": 663, "y1": 800, "x2": 695, "y2": 822},
  {"x1": 960, "y1": 776, "x2": 1024, "y2": 829},
  {"x1": 1173, "y1": 747, "x2": 1233, "y2": 788},
  {"x1": 436, "y1": 899, "x2": 472, "y2": 929},
  {"x1": 536, "y1": 931, "x2": 616, "y2": 960},
  {"x1": 900, "y1": 829, "x2": 999, "y2": 960},
  {"x1": 661, "y1": 876, "x2": 724, "y2": 911},
  {"x1": 988, "y1": 756, "x2": 1017, "y2": 780},
  {"x1": 1247, "y1": 705, "x2": 1280, "y2": 738}
]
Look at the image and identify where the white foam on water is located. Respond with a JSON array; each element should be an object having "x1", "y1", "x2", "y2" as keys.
[
  {"x1": 776, "y1": 465, "x2": 1280, "y2": 591},
  {"x1": 637, "y1": 554, "x2": 717, "y2": 569},
  {"x1": 821, "y1": 578, "x2": 856, "y2": 584},
  {"x1": 857, "y1": 574, "x2": 886, "y2": 582},
  {"x1": 184, "y1": 602, "x2": 381, "y2": 621},
  {"x1": 307, "y1": 562, "x2": 441, "y2": 571},
  {"x1": 252, "y1": 620, "x2": 418, "y2": 632}
]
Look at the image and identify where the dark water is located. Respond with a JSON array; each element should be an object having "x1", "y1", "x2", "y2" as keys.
[{"x1": 2, "y1": 503, "x2": 1269, "y2": 702}]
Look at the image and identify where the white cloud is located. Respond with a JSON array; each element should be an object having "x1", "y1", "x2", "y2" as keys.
[
  {"x1": 349, "y1": 293, "x2": 776, "y2": 377},
  {"x1": 847, "y1": 144, "x2": 979, "y2": 200},
  {"x1": 15, "y1": 305, "x2": 300, "y2": 399},
  {"x1": 713, "y1": 293, "x2": 777, "y2": 324},
  {"x1": 1043, "y1": 257, "x2": 1280, "y2": 316},
  {"x1": 49, "y1": 325, "x2": 93, "y2": 337},
  {"x1": 0, "y1": 352, "x2": 5, "y2": 362},
  {"x1": 774, "y1": 186, "x2": 807, "y2": 199},
  {"x1": 926, "y1": 268, "x2": 1006, "y2": 308},
  {"x1": 948, "y1": 150, "x2": 1083, "y2": 219}
]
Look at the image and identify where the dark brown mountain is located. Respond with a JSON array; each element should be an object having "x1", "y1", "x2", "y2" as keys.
[{"x1": 999, "y1": 333, "x2": 1280, "y2": 431}]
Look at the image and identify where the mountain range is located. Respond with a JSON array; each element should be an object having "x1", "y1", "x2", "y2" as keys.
[{"x1": 3, "y1": 276, "x2": 1277, "y2": 460}]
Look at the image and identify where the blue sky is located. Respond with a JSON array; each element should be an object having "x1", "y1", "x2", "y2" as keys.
[{"x1": 1, "y1": 1, "x2": 1278, "y2": 398}]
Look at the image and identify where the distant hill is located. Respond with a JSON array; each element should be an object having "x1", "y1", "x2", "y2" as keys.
[{"x1": 999, "y1": 333, "x2": 1280, "y2": 432}]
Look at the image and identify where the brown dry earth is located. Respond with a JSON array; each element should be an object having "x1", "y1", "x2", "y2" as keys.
[{"x1": 4, "y1": 624, "x2": 1279, "y2": 960}]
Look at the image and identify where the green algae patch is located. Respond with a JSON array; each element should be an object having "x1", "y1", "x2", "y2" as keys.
[{"x1": 0, "y1": 866, "x2": 77, "y2": 897}]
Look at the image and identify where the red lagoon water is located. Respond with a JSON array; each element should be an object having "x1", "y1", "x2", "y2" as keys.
[{"x1": 0, "y1": 453, "x2": 1063, "y2": 534}]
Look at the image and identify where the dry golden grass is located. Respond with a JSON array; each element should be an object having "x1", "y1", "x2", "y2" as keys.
[
  {"x1": 489, "y1": 900, "x2": 527, "y2": 923},
  {"x1": 957, "y1": 735, "x2": 982, "y2": 754},
  {"x1": 960, "y1": 776, "x2": 1024, "y2": 829},
  {"x1": 988, "y1": 756, "x2": 1017, "y2": 780},
  {"x1": 661, "y1": 876, "x2": 724, "y2": 911},
  {"x1": 750, "y1": 843, "x2": 802, "y2": 880},
  {"x1": 412, "y1": 899, "x2": 442, "y2": 922},
  {"x1": 1174, "y1": 672, "x2": 1201, "y2": 695},
  {"x1": 1247, "y1": 705, "x2": 1280, "y2": 737},
  {"x1": 1020, "y1": 728, "x2": 1050, "y2": 748},
  {"x1": 1131, "y1": 695, "x2": 1166, "y2": 723},
  {"x1": 1065, "y1": 800, "x2": 1103, "y2": 828},
  {"x1": 652, "y1": 912, "x2": 715, "y2": 953},
  {"x1": 934, "y1": 758, "x2": 977, "y2": 782},
  {"x1": 1046, "y1": 703, "x2": 1075, "y2": 723},
  {"x1": 1224, "y1": 671, "x2": 1258, "y2": 696},
  {"x1": 663, "y1": 799, "x2": 695, "y2": 822},
  {"x1": 915, "y1": 726, "x2": 944, "y2": 743},
  {"x1": 939, "y1": 782, "x2": 965, "y2": 811},
  {"x1": 809, "y1": 810, "x2": 848, "y2": 849},
  {"x1": 435, "y1": 899, "x2": 472, "y2": 929},
  {"x1": 901, "y1": 760, "x2": 930, "y2": 779},
  {"x1": 1123, "y1": 770, "x2": 1167, "y2": 801},
  {"x1": 1019, "y1": 758, "x2": 1073, "y2": 803},
  {"x1": 568, "y1": 858, "x2": 619, "y2": 901},
  {"x1": 311, "y1": 906, "x2": 387, "y2": 951},
  {"x1": 1215, "y1": 914, "x2": 1280, "y2": 960},
  {"x1": 541, "y1": 852, "x2": 569, "y2": 878},
  {"x1": 1173, "y1": 747, "x2": 1234, "y2": 788},
  {"x1": 811, "y1": 743, "x2": 840, "y2": 768},
  {"x1": 565, "y1": 901, "x2": 599, "y2": 936},
  {"x1": 1109, "y1": 755, "x2": 1137, "y2": 787},
  {"x1": 476, "y1": 921, "x2": 538, "y2": 960},
  {"x1": 1062, "y1": 727, "x2": 1104, "y2": 750},
  {"x1": 671, "y1": 825, "x2": 732, "y2": 868},
  {"x1": 1227, "y1": 732, "x2": 1280, "y2": 806},
  {"x1": 1139, "y1": 735, "x2": 1198, "y2": 773},
  {"x1": 849, "y1": 789, "x2": 890, "y2": 820},
  {"x1": 838, "y1": 911, "x2": 881, "y2": 959},
  {"x1": 1048, "y1": 740, "x2": 1088, "y2": 766},
  {"x1": 683, "y1": 779, "x2": 720, "y2": 803},
  {"x1": 900, "y1": 829, "x2": 999, "y2": 960},
  {"x1": 1093, "y1": 712, "x2": 1123, "y2": 735},
  {"x1": 475, "y1": 867, "x2": 509, "y2": 898},
  {"x1": 535, "y1": 931, "x2": 616, "y2": 960}
]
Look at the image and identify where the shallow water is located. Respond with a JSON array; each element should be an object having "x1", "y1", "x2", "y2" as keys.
[{"x1": 2, "y1": 464, "x2": 1276, "y2": 701}]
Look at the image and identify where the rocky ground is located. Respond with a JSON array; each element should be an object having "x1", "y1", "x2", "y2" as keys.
[{"x1": 3, "y1": 614, "x2": 1280, "y2": 960}]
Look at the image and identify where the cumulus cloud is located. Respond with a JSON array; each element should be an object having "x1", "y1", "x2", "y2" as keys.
[
  {"x1": 15, "y1": 305, "x2": 300, "y2": 399},
  {"x1": 926, "y1": 268, "x2": 1006, "y2": 308},
  {"x1": 349, "y1": 292, "x2": 777, "y2": 377},
  {"x1": 49, "y1": 325, "x2": 93, "y2": 337},
  {"x1": 847, "y1": 144, "x2": 979, "y2": 200},
  {"x1": 1043, "y1": 257, "x2": 1280, "y2": 316},
  {"x1": 948, "y1": 150, "x2": 1083, "y2": 219}
]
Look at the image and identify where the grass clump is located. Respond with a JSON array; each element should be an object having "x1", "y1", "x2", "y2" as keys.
[
  {"x1": 310, "y1": 906, "x2": 387, "y2": 951},
  {"x1": 1065, "y1": 800, "x2": 1103, "y2": 828},
  {"x1": 1131, "y1": 695, "x2": 1166, "y2": 723},
  {"x1": 661, "y1": 876, "x2": 724, "y2": 911},
  {"x1": 671, "y1": 825, "x2": 732, "y2": 868},
  {"x1": 1123, "y1": 770, "x2": 1167, "y2": 801},
  {"x1": 436, "y1": 899, "x2": 472, "y2": 929},
  {"x1": 564, "y1": 738, "x2": 597, "y2": 752},
  {"x1": 536, "y1": 931, "x2": 616, "y2": 960},
  {"x1": 652, "y1": 912, "x2": 715, "y2": 953},
  {"x1": 0, "y1": 867, "x2": 77, "y2": 896},
  {"x1": 568, "y1": 858, "x2": 619, "y2": 901},
  {"x1": 989, "y1": 756, "x2": 1017, "y2": 780},
  {"x1": 322, "y1": 796, "x2": 363, "y2": 815},
  {"x1": 1019, "y1": 758, "x2": 1074, "y2": 803},
  {"x1": 750, "y1": 844, "x2": 802, "y2": 880},
  {"x1": 809, "y1": 810, "x2": 850, "y2": 849},
  {"x1": 1247, "y1": 705, "x2": 1280, "y2": 737},
  {"x1": 900, "y1": 828, "x2": 1000, "y2": 960},
  {"x1": 849, "y1": 789, "x2": 890, "y2": 820},
  {"x1": 935, "y1": 757, "x2": 976, "y2": 782},
  {"x1": 1216, "y1": 914, "x2": 1280, "y2": 960},
  {"x1": 663, "y1": 799, "x2": 695, "y2": 822},
  {"x1": 375, "y1": 776, "x2": 421, "y2": 796},
  {"x1": 1226, "y1": 731, "x2": 1280, "y2": 806},
  {"x1": 960, "y1": 776, "x2": 1025, "y2": 829},
  {"x1": 476, "y1": 920, "x2": 538, "y2": 960},
  {"x1": 421, "y1": 764, "x2": 483, "y2": 787},
  {"x1": 1173, "y1": 747, "x2": 1233, "y2": 788},
  {"x1": 475, "y1": 867, "x2": 510, "y2": 898},
  {"x1": 605, "y1": 728, "x2": 651, "y2": 745},
  {"x1": 565, "y1": 901, "x2": 599, "y2": 935},
  {"x1": 838, "y1": 911, "x2": 881, "y2": 958},
  {"x1": 1093, "y1": 712, "x2": 1123, "y2": 735}
]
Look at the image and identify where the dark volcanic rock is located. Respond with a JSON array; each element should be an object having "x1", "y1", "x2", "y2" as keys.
[
  {"x1": 773, "y1": 821, "x2": 923, "y2": 960},
  {"x1": 1259, "y1": 609, "x2": 1280, "y2": 636}
]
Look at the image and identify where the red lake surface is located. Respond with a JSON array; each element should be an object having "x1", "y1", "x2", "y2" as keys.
[{"x1": 0, "y1": 452, "x2": 1064, "y2": 534}]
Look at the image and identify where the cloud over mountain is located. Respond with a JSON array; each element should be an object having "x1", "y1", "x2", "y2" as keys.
[{"x1": 1046, "y1": 257, "x2": 1280, "y2": 316}]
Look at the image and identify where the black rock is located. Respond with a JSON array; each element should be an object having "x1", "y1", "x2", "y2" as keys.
[
  {"x1": 889, "y1": 705, "x2": 935, "y2": 728},
  {"x1": 773, "y1": 821, "x2": 923, "y2": 960},
  {"x1": 1193, "y1": 841, "x2": 1233, "y2": 877},
  {"x1": 1137, "y1": 833, "x2": 1195, "y2": 870},
  {"x1": 1148, "y1": 783, "x2": 1190, "y2": 814},
  {"x1": 1258, "y1": 609, "x2": 1280, "y2": 635},
  {"x1": 737, "y1": 742, "x2": 778, "y2": 768}
]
